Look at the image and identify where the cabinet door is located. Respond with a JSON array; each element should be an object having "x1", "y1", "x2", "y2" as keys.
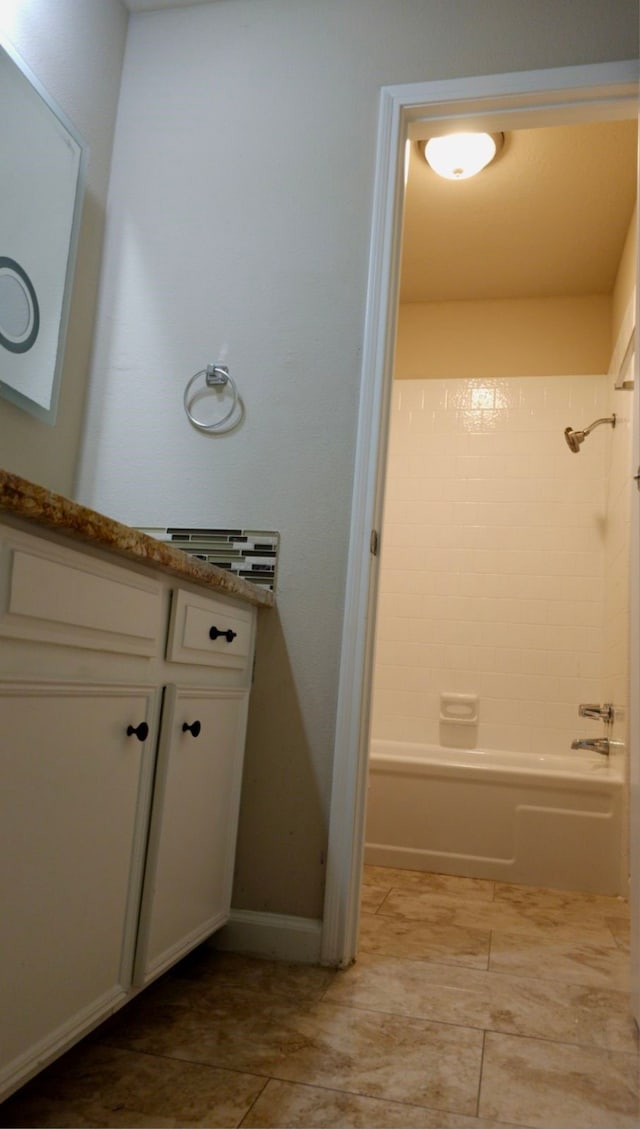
[
  {"x1": 0, "y1": 684, "x2": 158, "y2": 1097},
  {"x1": 135, "y1": 685, "x2": 249, "y2": 985}
]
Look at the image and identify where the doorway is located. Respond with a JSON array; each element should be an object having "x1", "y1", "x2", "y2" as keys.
[
  {"x1": 365, "y1": 117, "x2": 636, "y2": 892},
  {"x1": 320, "y1": 62, "x2": 640, "y2": 1009}
]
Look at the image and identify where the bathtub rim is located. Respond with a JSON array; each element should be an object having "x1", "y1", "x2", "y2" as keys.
[{"x1": 369, "y1": 738, "x2": 624, "y2": 789}]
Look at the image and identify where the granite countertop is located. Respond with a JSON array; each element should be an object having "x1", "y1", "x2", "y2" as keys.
[{"x1": 0, "y1": 470, "x2": 274, "y2": 609}]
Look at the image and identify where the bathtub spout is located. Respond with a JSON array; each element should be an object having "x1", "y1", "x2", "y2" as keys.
[{"x1": 571, "y1": 737, "x2": 610, "y2": 756}]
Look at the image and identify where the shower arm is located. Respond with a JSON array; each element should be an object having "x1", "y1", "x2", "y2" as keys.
[
  {"x1": 582, "y1": 415, "x2": 616, "y2": 437},
  {"x1": 564, "y1": 414, "x2": 616, "y2": 452}
]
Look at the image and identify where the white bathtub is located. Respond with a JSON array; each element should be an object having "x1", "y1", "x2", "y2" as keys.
[{"x1": 364, "y1": 739, "x2": 625, "y2": 894}]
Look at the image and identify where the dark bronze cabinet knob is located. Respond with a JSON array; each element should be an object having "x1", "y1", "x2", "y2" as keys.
[{"x1": 126, "y1": 721, "x2": 149, "y2": 742}]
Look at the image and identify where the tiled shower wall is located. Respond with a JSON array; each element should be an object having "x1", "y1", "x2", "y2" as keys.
[{"x1": 371, "y1": 374, "x2": 629, "y2": 757}]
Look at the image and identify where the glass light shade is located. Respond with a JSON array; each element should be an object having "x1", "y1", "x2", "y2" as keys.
[{"x1": 424, "y1": 132, "x2": 497, "y2": 180}]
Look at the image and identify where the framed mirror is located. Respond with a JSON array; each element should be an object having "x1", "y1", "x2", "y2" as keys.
[{"x1": 0, "y1": 40, "x2": 87, "y2": 425}]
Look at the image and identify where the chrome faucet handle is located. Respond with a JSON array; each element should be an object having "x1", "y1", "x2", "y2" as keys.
[
  {"x1": 571, "y1": 737, "x2": 610, "y2": 756},
  {"x1": 578, "y1": 703, "x2": 614, "y2": 723}
]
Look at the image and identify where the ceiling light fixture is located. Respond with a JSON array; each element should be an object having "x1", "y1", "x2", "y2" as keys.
[{"x1": 423, "y1": 132, "x2": 503, "y2": 180}]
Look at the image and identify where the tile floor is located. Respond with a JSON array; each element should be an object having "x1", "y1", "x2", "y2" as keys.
[{"x1": 1, "y1": 865, "x2": 638, "y2": 1128}]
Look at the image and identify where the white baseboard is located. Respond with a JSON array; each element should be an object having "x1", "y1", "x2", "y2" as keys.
[{"x1": 215, "y1": 909, "x2": 323, "y2": 964}]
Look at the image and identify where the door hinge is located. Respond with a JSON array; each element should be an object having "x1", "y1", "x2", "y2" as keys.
[
  {"x1": 370, "y1": 529, "x2": 379, "y2": 556},
  {"x1": 635, "y1": 467, "x2": 640, "y2": 491}
]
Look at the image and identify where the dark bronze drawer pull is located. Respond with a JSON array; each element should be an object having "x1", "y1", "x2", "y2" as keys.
[{"x1": 209, "y1": 626, "x2": 237, "y2": 643}]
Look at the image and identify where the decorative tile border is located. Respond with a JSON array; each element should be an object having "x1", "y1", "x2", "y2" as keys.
[{"x1": 136, "y1": 527, "x2": 280, "y2": 591}]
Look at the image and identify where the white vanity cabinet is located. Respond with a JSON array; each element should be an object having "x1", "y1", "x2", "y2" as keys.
[
  {"x1": 136, "y1": 586, "x2": 255, "y2": 986},
  {"x1": 135, "y1": 685, "x2": 250, "y2": 985},
  {"x1": 0, "y1": 519, "x2": 258, "y2": 1101},
  {"x1": 0, "y1": 684, "x2": 159, "y2": 1086}
]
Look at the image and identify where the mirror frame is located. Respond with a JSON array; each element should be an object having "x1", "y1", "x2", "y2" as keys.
[{"x1": 0, "y1": 38, "x2": 87, "y2": 425}]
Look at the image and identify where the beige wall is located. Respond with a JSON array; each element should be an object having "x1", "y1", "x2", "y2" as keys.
[
  {"x1": 0, "y1": 1, "x2": 128, "y2": 496},
  {"x1": 395, "y1": 296, "x2": 612, "y2": 380}
]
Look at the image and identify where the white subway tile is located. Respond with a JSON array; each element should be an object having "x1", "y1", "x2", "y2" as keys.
[
  {"x1": 374, "y1": 374, "x2": 627, "y2": 759},
  {"x1": 376, "y1": 592, "x2": 422, "y2": 619},
  {"x1": 373, "y1": 640, "x2": 415, "y2": 668},
  {"x1": 492, "y1": 648, "x2": 525, "y2": 674},
  {"x1": 477, "y1": 723, "x2": 532, "y2": 754},
  {"x1": 577, "y1": 651, "x2": 603, "y2": 679},
  {"x1": 518, "y1": 378, "x2": 548, "y2": 412},
  {"x1": 550, "y1": 574, "x2": 601, "y2": 602},
  {"x1": 374, "y1": 640, "x2": 444, "y2": 669},
  {"x1": 547, "y1": 600, "x2": 603, "y2": 628},
  {"x1": 377, "y1": 568, "x2": 431, "y2": 594},
  {"x1": 520, "y1": 649, "x2": 580, "y2": 677},
  {"x1": 372, "y1": 715, "x2": 438, "y2": 744},
  {"x1": 529, "y1": 727, "x2": 576, "y2": 756},
  {"x1": 372, "y1": 665, "x2": 438, "y2": 693},
  {"x1": 374, "y1": 688, "x2": 434, "y2": 719}
]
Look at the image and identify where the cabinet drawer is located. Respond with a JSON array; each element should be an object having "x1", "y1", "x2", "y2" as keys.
[
  {"x1": 0, "y1": 528, "x2": 163, "y2": 656},
  {"x1": 166, "y1": 588, "x2": 253, "y2": 671}
]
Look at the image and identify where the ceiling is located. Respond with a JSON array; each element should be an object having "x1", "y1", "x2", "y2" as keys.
[
  {"x1": 122, "y1": 0, "x2": 213, "y2": 9},
  {"x1": 401, "y1": 119, "x2": 637, "y2": 304},
  {"x1": 116, "y1": 5, "x2": 638, "y2": 303}
]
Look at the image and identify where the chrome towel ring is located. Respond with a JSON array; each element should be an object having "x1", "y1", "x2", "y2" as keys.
[{"x1": 183, "y1": 363, "x2": 244, "y2": 434}]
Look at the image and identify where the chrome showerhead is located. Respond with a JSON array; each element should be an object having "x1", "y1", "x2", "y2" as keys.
[
  {"x1": 563, "y1": 415, "x2": 615, "y2": 454},
  {"x1": 564, "y1": 426, "x2": 584, "y2": 453}
]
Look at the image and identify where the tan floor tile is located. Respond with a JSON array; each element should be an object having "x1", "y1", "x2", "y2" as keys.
[
  {"x1": 358, "y1": 910, "x2": 491, "y2": 969},
  {"x1": 242, "y1": 1077, "x2": 517, "y2": 1128},
  {"x1": 608, "y1": 916, "x2": 632, "y2": 951},
  {"x1": 489, "y1": 930, "x2": 631, "y2": 991},
  {"x1": 493, "y1": 882, "x2": 629, "y2": 920},
  {"x1": 167, "y1": 946, "x2": 336, "y2": 1001},
  {"x1": 363, "y1": 866, "x2": 496, "y2": 901},
  {"x1": 323, "y1": 952, "x2": 637, "y2": 1053},
  {"x1": 99, "y1": 996, "x2": 484, "y2": 1115},
  {"x1": 0, "y1": 1043, "x2": 265, "y2": 1129},
  {"x1": 479, "y1": 1031, "x2": 640, "y2": 1128},
  {"x1": 144, "y1": 973, "x2": 331, "y2": 1016},
  {"x1": 3, "y1": 873, "x2": 635, "y2": 1129},
  {"x1": 378, "y1": 887, "x2": 620, "y2": 944},
  {"x1": 361, "y1": 883, "x2": 390, "y2": 913}
]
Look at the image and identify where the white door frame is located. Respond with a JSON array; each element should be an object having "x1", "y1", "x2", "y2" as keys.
[
  {"x1": 630, "y1": 148, "x2": 640, "y2": 1021},
  {"x1": 321, "y1": 59, "x2": 640, "y2": 970}
]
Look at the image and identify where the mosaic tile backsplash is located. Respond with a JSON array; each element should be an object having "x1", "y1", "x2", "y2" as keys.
[{"x1": 137, "y1": 527, "x2": 279, "y2": 591}]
